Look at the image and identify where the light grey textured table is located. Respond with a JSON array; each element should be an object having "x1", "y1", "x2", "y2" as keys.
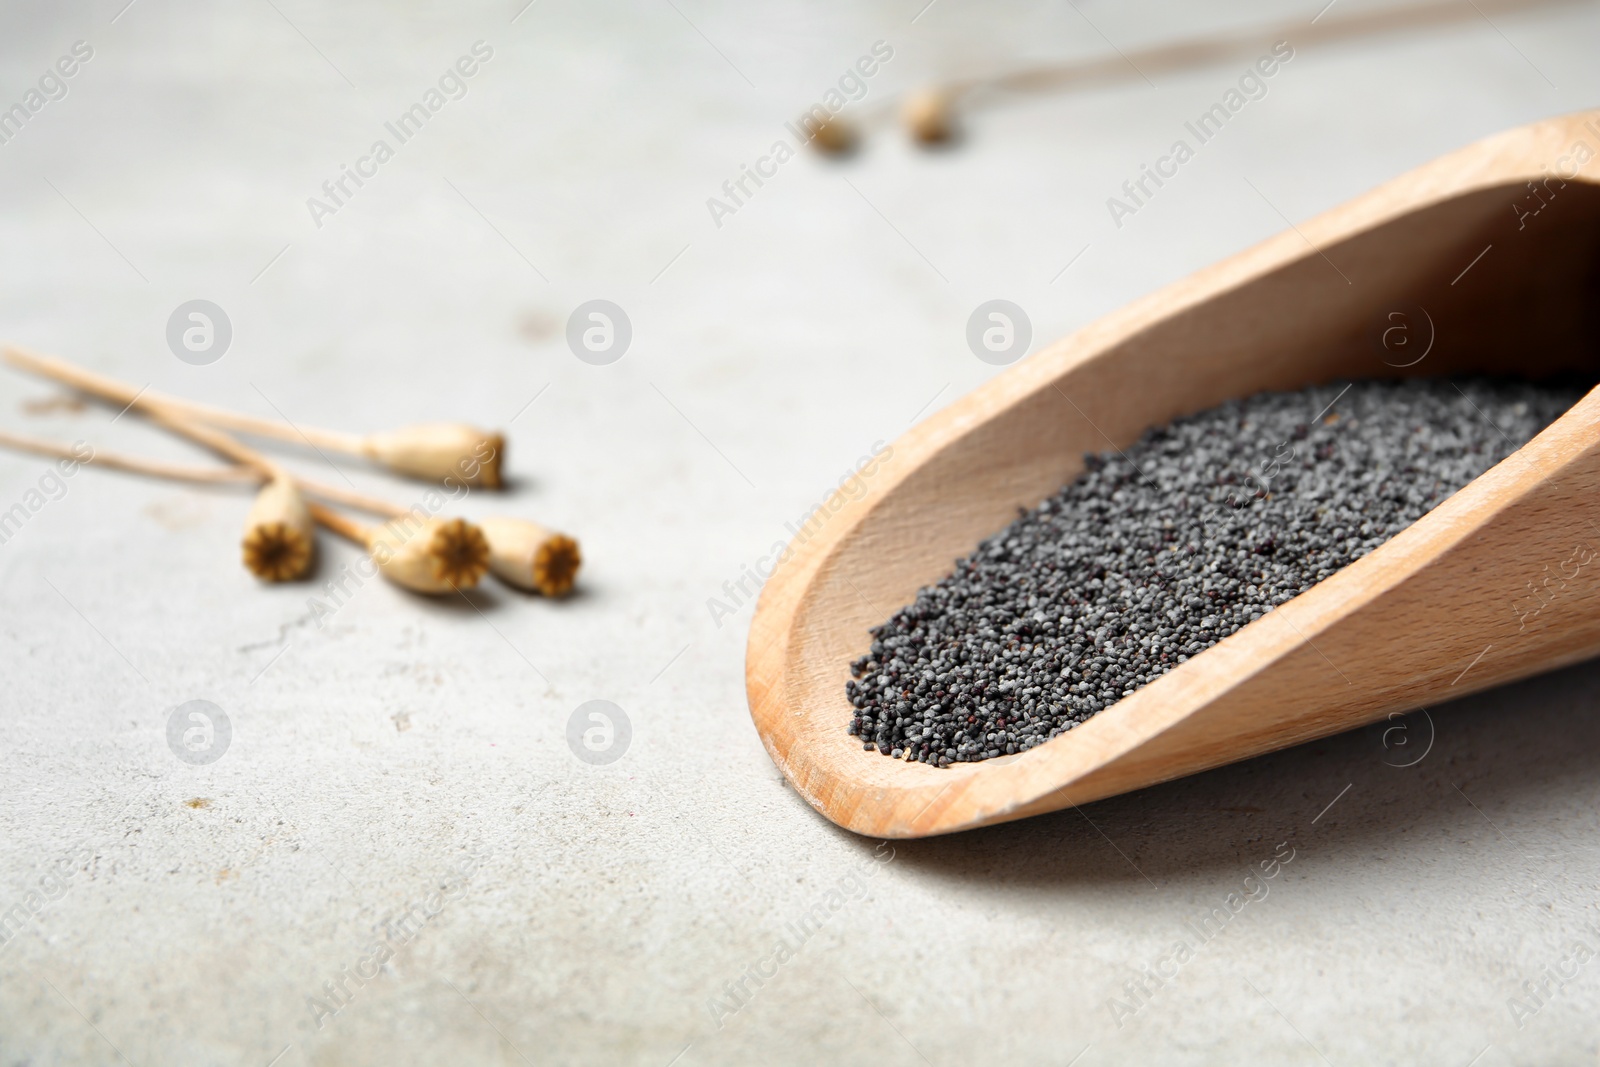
[{"x1": 3, "y1": 1, "x2": 1599, "y2": 1064}]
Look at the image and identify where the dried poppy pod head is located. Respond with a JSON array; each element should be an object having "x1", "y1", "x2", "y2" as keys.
[
  {"x1": 361, "y1": 423, "x2": 505, "y2": 489},
  {"x1": 241, "y1": 477, "x2": 314, "y2": 582},
  {"x1": 804, "y1": 114, "x2": 858, "y2": 156},
  {"x1": 366, "y1": 515, "x2": 491, "y2": 594},
  {"x1": 902, "y1": 88, "x2": 956, "y2": 146},
  {"x1": 477, "y1": 516, "x2": 582, "y2": 597}
]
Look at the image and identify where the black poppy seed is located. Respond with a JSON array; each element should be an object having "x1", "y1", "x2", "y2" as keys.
[{"x1": 847, "y1": 377, "x2": 1584, "y2": 767}]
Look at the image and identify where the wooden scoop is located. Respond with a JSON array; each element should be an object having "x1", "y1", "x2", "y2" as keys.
[{"x1": 746, "y1": 109, "x2": 1600, "y2": 838}]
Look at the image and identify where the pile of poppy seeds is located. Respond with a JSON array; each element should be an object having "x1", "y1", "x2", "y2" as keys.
[{"x1": 847, "y1": 377, "x2": 1583, "y2": 767}]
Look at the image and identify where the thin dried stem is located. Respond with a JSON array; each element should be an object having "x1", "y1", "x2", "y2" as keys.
[
  {"x1": 126, "y1": 392, "x2": 363, "y2": 453},
  {"x1": 297, "y1": 477, "x2": 406, "y2": 518},
  {"x1": 5, "y1": 346, "x2": 505, "y2": 489},
  {"x1": 4, "y1": 345, "x2": 365, "y2": 453},
  {"x1": 0, "y1": 429, "x2": 247, "y2": 484},
  {"x1": 861, "y1": 0, "x2": 1574, "y2": 129},
  {"x1": 1, "y1": 426, "x2": 537, "y2": 595},
  {"x1": 0, "y1": 428, "x2": 407, "y2": 517},
  {"x1": 135, "y1": 415, "x2": 409, "y2": 519},
  {"x1": 306, "y1": 501, "x2": 374, "y2": 545},
  {"x1": 145, "y1": 407, "x2": 280, "y2": 477}
]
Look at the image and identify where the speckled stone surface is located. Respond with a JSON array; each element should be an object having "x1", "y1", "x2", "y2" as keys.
[{"x1": 2, "y1": 2, "x2": 1599, "y2": 1064}]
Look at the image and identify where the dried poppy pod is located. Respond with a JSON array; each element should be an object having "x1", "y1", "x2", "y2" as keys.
[
  {"x1": 0, "y1": 428, "x2": 532, "y2": 598},
  {"x1": 6, "y1": 348, "x2": 510, "y2": 488},
  {"x1": 804, "y1": 114, "x2": 858, "y2": 156},
  {"x1": 311, "y1": 505, "x2": 491, "y2": 594},
  {"x1": 366, "y1": 515, "x2": 492, "y2": 593},
  {"x1": 477, "y1": 517, "x2": 582, "y2": 597},
  {"x1": 360, "y1": 423, "x2": 505, "y2": 488},
  {"x1": 241, "y1": 477, "x2": 315, "y2": 582},
  {"x1": 902, "y1": 88, "x2": 957, "y2": 146}
]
